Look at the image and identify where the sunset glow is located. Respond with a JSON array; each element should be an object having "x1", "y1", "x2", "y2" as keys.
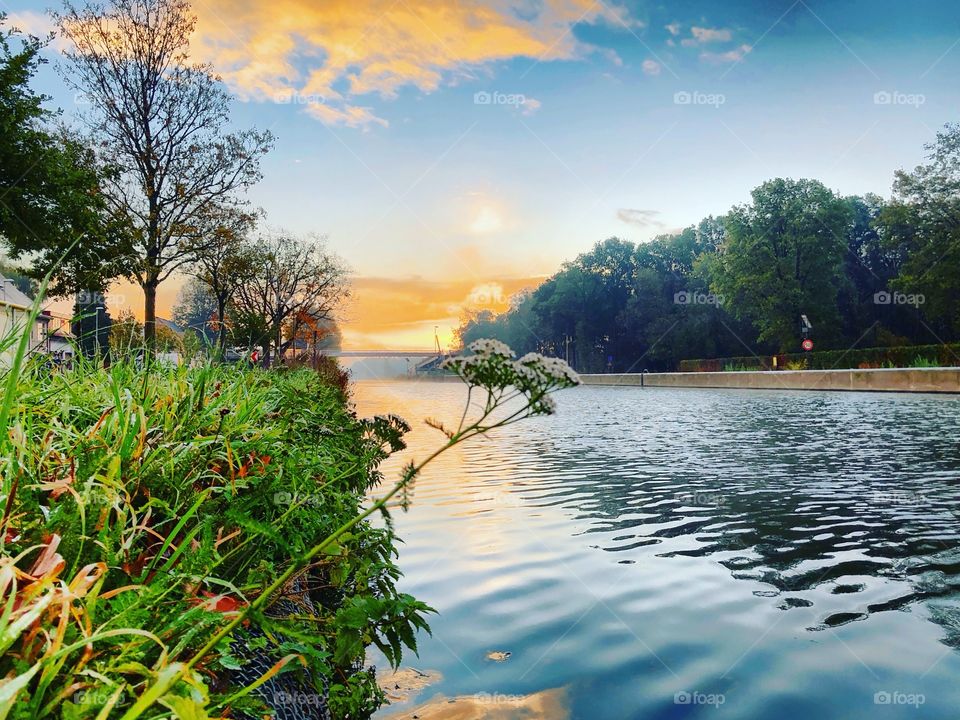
[{"x1": 8, "y1": 0, "x2": 960, "y2": 349}]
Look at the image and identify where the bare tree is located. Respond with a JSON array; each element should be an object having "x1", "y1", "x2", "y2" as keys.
[
  {"x1": 185, "y1": 208, "x2": 255, "y2": 357},
  {"x1": 56, "y1": 0, "x2": 273, "y2": 346},
  {"x1": 232, "y1": 231, "x2": 349, "y2": 366}
]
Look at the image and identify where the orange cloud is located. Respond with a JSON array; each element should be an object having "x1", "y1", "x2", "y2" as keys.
[
  {"x1": 342, "y1": 275, "x2": 544, "y2": 350},
  {"x1": 191, "y1": 0, "x2": 635, "y2": 126}
]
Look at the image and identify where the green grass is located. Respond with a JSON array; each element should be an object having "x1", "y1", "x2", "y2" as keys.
[{"x1": 0, "y1": 352, "x2": 428, "y2": 718}]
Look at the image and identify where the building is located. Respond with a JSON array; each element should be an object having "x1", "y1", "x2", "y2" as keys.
[
  {"x1": 0, "y1": 274, "x2": 43, "y2": 365},
  {"x1": 38, "y1": 310, "x2": 76, "y2": 361},
  {"x1": 0, "y1": 274, "x2": 78, "y2": 366}
]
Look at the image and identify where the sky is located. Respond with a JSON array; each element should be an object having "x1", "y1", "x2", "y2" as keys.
[{"x1": 4, "y1": 0, "x2": 960, "y2": 350}]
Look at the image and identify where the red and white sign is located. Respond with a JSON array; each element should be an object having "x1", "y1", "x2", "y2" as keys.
[{"x1": 802, "y1": 339, "x2": 814, "y2": 352}]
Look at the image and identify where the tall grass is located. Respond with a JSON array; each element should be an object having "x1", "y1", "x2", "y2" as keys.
[
  {"x1": 0, "y1": 326, "x2": 428, "y2": 717},
  {"x1": 0, "y1": 320, "x2": 579, "y2": 719}
]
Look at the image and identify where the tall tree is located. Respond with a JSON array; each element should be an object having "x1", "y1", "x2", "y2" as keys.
[
  {"x1": 0, "y1": 14, "x2": 129, "y2": 295},
  {"x1": 711, "y1": 178, "x2": 851, "y2": 351},
  {"x1": 879, "y1": 123, "x2": 960, "y2": 336},
  {"x1": 56, "y1": 0, "x2": 273, "y2": 346},
  {"x1": 232, "y1": 231, "x2": 349, "y2": 366}
]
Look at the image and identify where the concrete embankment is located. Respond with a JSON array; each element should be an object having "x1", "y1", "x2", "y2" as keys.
[{"x1": 579, "y1": 367, "x2": 960, "y2": 394}]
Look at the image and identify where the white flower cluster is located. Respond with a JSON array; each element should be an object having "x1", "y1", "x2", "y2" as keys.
[
  {"x1": 517, "y1": 352, "x2": 581, "y2": 385},
  {"x1": 468, "y1": 338, "x2": 515, "y2": 358},
  {"x1": 441, "y1": 340, "x2": 579, "y2": 416}
]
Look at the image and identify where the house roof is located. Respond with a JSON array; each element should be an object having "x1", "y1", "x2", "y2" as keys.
[
  {"x1": 0, "y1": 274, "x2": 36, "y2": 310},
  {"x1": 157, "y1": 317, "x2": 186, "y2": 335}
]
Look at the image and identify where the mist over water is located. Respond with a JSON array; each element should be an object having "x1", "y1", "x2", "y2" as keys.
[{"x1": 355, "y1": 380, "x2": 960, "y2": 719}]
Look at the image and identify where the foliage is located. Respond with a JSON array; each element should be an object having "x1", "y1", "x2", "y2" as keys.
[
  {"x1": 183, "y1": 211, "x2": 257, "y2": 357},
  {"x1": 710, "y1": 178, "x2": 852, "y2": 351},
  {"x1": 456, "y1": 224, "x2": 759, "y2": 372},
  {"x1": 680, "y1": 342, "x2": 960, "y2": 372},
  {"x1": 56, "y1": 0, "x2": 274, "y2": 345},
  {"x1": 231, "y1": 230, "x2": 349, "y2": 366},
  {"x1": 285, "y1": 353, "x2": 351, "y2": 396},
  {"x1": 0, "y1": 14, "x2": 130, "y2": 295},
  {"x1": 878, "y1": 122, "x2": 960, "y2": 335},
  {"x1": 0, "y1": 354, "x2": 419, "y2": 718},
  {"x1": 72, "y1": 295, "x2": 113, "y2": 358},
  {"x1": 0, "y1": 326, "x2": 578, "y2": 718},
  {"x1": 107, "y1": 308, "x2": 142, "y2": 351},
  {"x1": 172, "y1": 278, "x2": 219, "y2": 342},
  {"x1": 0, "y1": 260, "x2": 36, "y2": 298},
  {"x1": 459, "y1": 129, "x2": 960, "y2": 370}
]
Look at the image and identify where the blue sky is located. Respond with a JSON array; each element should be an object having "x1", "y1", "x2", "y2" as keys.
[{"x1": 4, "y1": 0, "x2": 959, "y2": 348}]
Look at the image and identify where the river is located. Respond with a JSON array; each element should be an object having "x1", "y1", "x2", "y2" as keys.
[{"x1": 352, "y1": 379, "x2": 960, "y2": 719}]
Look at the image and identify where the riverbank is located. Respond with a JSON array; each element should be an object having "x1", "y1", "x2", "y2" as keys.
[
  {"x1": 1, "y1": 358, "x2": 426, "y2": 718},
  {"x1": 579, "y1": 366, "x2": 960, "y2": 393}
]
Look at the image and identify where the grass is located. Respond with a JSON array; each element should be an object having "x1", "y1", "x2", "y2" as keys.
[
  {"x1": 0, "y1": 319, "x2": 580, "y2": 719},
  {"x1": 0, "y1": 349, "x2": 430, "y2": 718}
]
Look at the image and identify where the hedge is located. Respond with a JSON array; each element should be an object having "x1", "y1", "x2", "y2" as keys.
[{"x1": 679, "y1": 342, "x2": 960, "y2": 372}]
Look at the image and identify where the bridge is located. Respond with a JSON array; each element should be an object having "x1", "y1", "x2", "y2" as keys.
[
  {"x1": 327, "y1": 349, "x2": 450, "y2": 376},
  {"x1": 330, "y1": 350, "x2": 442, "y2": 358}
]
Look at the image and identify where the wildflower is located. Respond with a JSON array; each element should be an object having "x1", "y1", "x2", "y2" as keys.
[
  {"x1": 443, "y1": 339, "x2": 579, "y2": 419},
  {"x1": 467, "y1": 338, "x2": 515, "y2": 358}
]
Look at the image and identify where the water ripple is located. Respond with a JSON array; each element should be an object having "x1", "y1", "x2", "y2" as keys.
[{"x1": 358, "y1": 381, "x2": 960, "y2": 719}]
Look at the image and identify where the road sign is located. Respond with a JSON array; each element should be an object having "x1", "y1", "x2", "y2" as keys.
[{"x1": 802, "y1": 339, "x2": 814, "y2": 352}]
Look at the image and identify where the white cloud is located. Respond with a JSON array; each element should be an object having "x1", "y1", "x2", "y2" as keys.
[
  {"x1": 617, "y1": 208, "x2": 664, "y2": 228},
  {"x1": 4, "y1": 11, "x2": 72, "y2": 52},
  {"x1": 701, "y1": 44, "x2": 752, "y2": 64},
  {"x1": 642, "y1": 59, "x2": 661, "y2": 76},
  {"x1": 521, "y1": 97, "x2": 542, "y2": 115},
  {"x1": 665, "y1": 22, "x2": 682, "y2": 36},
  {"x1": 691, "y1": 26, "x2": 732, "y2": 43}
]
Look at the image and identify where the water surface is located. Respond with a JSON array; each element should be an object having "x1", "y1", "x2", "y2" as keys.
[{"x1": 354, "y1": 380, "x2": 960, "y2": 719}]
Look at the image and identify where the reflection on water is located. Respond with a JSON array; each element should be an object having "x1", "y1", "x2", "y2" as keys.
[{"x1": 355, "y1": 380, "x2": 960, "y2": 719}]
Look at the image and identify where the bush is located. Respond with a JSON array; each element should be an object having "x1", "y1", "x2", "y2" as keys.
[
  {"x1": 680, "y1": 342, "x2": 960, "y2": 372},
  {"x1": 285, "y1": 353, "x2": 351, "y2": 397},
  {"x1": 0, "y1": 355, "x2": 427, "y2": 718}
]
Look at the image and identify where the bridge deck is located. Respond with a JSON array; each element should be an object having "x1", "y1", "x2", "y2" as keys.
[{"x1": 331, "y1": 351, "x2": 442, "y2": 358}]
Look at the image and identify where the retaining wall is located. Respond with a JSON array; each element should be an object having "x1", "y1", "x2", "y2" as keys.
[{"x1": 578, "y1": 367, "x2": 960, "y2": 394}]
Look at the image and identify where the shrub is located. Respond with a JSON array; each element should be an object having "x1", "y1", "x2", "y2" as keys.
[
  {"x1": 0, "y1": 337, "x2": 579, "y2": 718},
  {"x1": 285, "y1": 353, "x2": 351, "y2": 397},
  {"x1": 0, "y1": 355, "x2": 427, "y2": 718},
  {"x1": 680, "y1": 342, "x2": 960, "y2": 372}
]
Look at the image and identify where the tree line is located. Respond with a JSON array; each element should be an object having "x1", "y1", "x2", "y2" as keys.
[
  {"x1": 0, "y1": 0, "x2": 347, "y2": 363},
  {"x1": 458, "y1": 125, "x2": 960, "y2": 372}
]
